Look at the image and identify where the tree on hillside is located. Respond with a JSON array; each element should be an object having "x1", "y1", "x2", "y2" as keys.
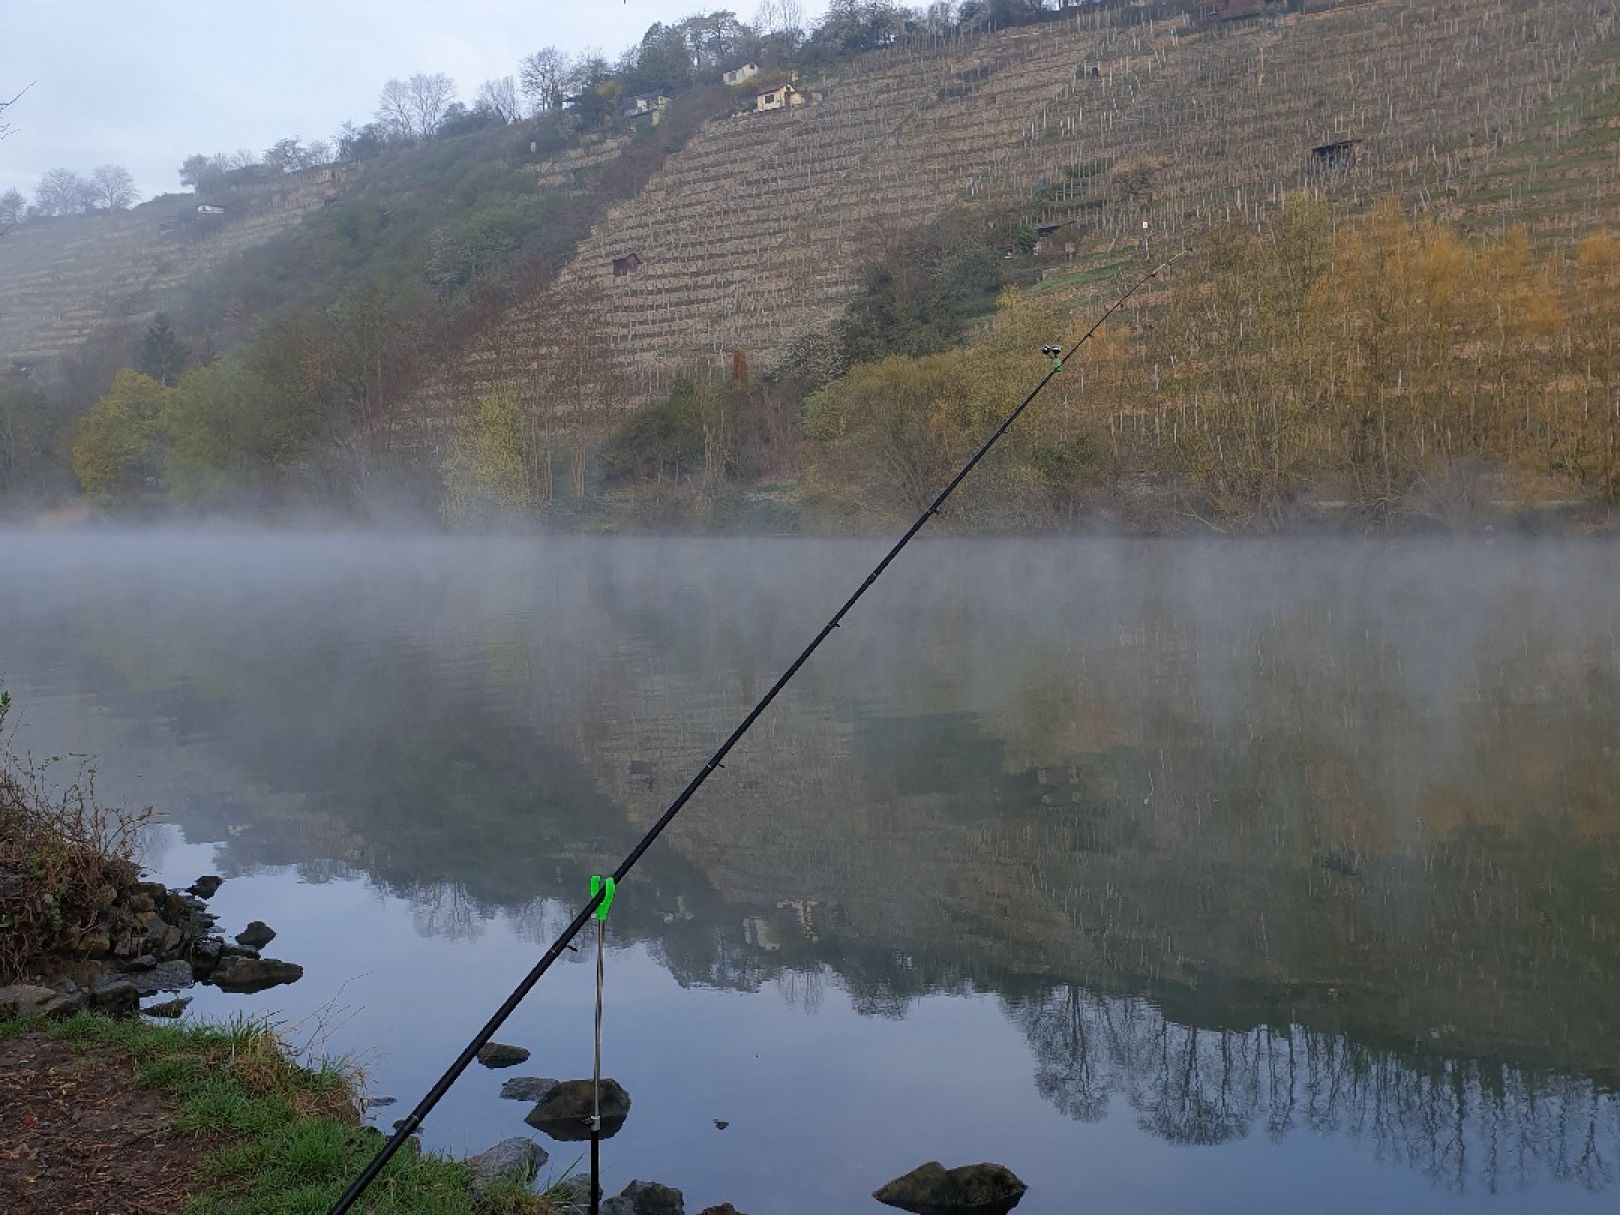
[
  {"x1": 627, "y1": 23, "x2": 696, "y2": 92},
  {"x1": 0, "y1": 188, "x2": 24, "y2": 230},
  {"x1": 34, "y1": 168, "x2": 96, "y2": 216},
  {"x1": 335, "y1": 122, "x2": 389, "y2": 162},
  {"x1": 263, "y1": 137, "x2": 334, "y2": 172},
  {"x1": 137, "y1": 315, "x2": 191, "y2": 387},
  {"x1": 519, "y1": 48, "x2": 574, "y2": 113},
  {"x1": 0, "y1": 377, "x2": 56, "y2": 497},
  {"x1": 755, "y1": 0, "x2": 807, "y2": 39},
  {"x1": 563, "y1": 54, "x2": 619, "y2": 127},
  {"x1": 72, "y1": 370, "x2": 171, "y2": 505},
  {"x1": 809, "y1": 0, "x2": 911, "y2": 56},
  {"x1": 476, "y1": 76, "x2": 521, "y2": 124},
  {"x1": 958, "y1": 0, "x2": 1047, "y2": 30},
  {"x1": 436, "y1": 101, "x2": 504, "y2": 137},
  {"x1": 90, "y1": 164, "x2": 139, "y2": 210},
  {"x1": 179, "y1": 152, "x2": 230, "y2": 190},
  {"x1": 677, "y1": 12, "x2": 751, "y2": 72},
  {"x1": 376, "y1": 73, "x2": 457, "y2": 142},
  {"x1": 919, "y1": 1, "x2": 960, "y2": 33}
]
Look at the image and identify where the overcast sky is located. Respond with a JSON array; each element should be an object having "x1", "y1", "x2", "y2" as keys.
[{"x1": 1, "y1": 1, "x2": 837, "y2": 201}]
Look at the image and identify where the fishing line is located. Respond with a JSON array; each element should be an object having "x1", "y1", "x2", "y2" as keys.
[{"x1": 326, "y1": 251, "x2": 1184, "y2": 1215}]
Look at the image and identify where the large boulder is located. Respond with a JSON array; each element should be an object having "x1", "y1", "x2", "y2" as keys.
[
  {"x1": 88, "y1": 979, "x2": 140, "y2": 1019},
  {"x1": 524, "y1": 1078, "x2": 631, "y2": 1141},
  {"x1": 465, "y1": 1136, "x2": 548, "y2": 1196},
  {"x1": 617, "y1": 1180, "x2": 684, "y2": 1215},
  {"x1": 0, "y1": 983, "x2": 83, "y2": 1019},
  {"x1": 476, "y1": 1042, "x2": 530, "y2": 1068},
  {"x1": 211, "y1": 956, "x2": 303, "y2": 993},
  {"x1": 873, "y1": 1162, "x2": 1027, "y2": 1215},
  {"x1": 187, "y1": 875, "x2": 224, "y2": 899}
]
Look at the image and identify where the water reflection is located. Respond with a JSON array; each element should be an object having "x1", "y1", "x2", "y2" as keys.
[
  {"x1": 1013, "y1": 987, "x2": 1616, "y2": 1192},
  {"x1": 2, "y1": 532, "x2": 1617, "y2": 1210}
]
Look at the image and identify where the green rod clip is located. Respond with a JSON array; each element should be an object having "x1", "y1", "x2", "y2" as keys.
[
  {"x1": 1052, "y1": 358, "x2": 1063, "y2": 372},
  {"x1": 590, "y1": 875, "x2": 616, "y2": 921}
]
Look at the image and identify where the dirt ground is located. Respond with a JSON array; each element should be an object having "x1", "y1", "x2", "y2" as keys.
[{"x1": 0, "y1": 1033, "x2": 208, "y2": 1214}]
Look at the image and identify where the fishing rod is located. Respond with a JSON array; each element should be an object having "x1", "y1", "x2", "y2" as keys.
[{"x1": 326, "y1": 251, "x2": 1184, "y2": 1215}]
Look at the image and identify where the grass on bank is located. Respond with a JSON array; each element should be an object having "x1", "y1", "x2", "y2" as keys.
[{"x1": 0, "y1": 1011, "x2": 560, "y2": 1215}]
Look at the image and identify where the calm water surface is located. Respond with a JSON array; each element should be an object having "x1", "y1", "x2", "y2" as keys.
[{"x1": 2, "y1": 532, "x2": 1617, "y2": 1214}]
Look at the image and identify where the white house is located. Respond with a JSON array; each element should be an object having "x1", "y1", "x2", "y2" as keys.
[
  {"x1": 723, "y1": 61, "x2": 762, "y2": 87},
  {"x1": 755, "y1": 83, "x2": 805, "y2": 113}
]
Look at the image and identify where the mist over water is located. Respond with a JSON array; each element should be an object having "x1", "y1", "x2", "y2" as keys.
[{"x1": 3, "y1": 530, "x2": 1618, "y2": 1214}]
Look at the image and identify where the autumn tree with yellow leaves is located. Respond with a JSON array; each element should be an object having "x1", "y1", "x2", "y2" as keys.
[{"x1": 808, "y1": 202, "x2": 1620, "y2": 527}]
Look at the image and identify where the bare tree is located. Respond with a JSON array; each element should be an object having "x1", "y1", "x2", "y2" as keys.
[
  {"x1": 376, "y1": 73, "x2": 457, "y2": 141},
  {"x1": 263, "y1": 137, "x2": 330, "y2": 172},
  {"x1": 34, "y1": 168, "x2": 96, "y2": 216},
  {"x1": 376, "y1": 79, "x2": 413, "y2": 140},
  {"x1": 0, "y1": 83, "x2": 30, "y2": 141},
  {"x1": 476, "y1": 76, "x2": 521, "y2": 124},
  {"x1": 920, "y1": 1, "x2": 959, "y2": 34},
  {"x1": 0, "y1": 188, "x2": 24, "y2": 228},
  {"x1": 90, "y1": 164, "x2": 139, "y2": 210},
  {"x1": 755, "y1": 0, "x2": 807, "y2": 37},
  {"x1": 519, "y1": 48, "x2": 573, "y2": 113}
]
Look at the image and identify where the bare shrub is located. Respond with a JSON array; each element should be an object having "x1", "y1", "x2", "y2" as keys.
[{"x1": 0, "y1": 691, "x2": 152, "y2": 982}]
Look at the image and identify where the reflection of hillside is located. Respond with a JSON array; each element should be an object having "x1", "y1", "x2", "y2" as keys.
[
  {"x1": 5, "y1": 537, "x2": 1618, "y2": 1130},
  {"x1": 1013, "y1": 987, "x2": 1617, "y2": 1194}
]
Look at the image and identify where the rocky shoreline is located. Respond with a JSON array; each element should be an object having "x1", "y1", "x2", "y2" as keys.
[
  {"x1": 0, "y1": 871, "x2": 301, "y2": 1021},
  {"x1": 1, "y1": 862, "x2": 1027, "y2": 1215}
]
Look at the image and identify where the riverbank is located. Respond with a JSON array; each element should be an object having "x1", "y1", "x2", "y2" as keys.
[{"x1": 0, "y1": 1011, "x2": 562, "y2": 1215}]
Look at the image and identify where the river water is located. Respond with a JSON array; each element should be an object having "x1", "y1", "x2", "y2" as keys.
[{"x1": 2, "y1": 532, "x2": 1617, "y2": 1214}]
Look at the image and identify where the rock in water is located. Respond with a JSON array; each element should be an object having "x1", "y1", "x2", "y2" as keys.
[
  {"x1": 476, "y1": 1042, "x2": 531, "y2": 1068},
  {"x1": 524, "y1": 1078, "x2": 631, "y2": 1140},
  {"x1": 236, "y1": 920, "x2": 277, "y2": 950},
  {"x1": 873, "y1": 1162, "x2": 1028, "y2": 1215},
  {"x1": 142, "y1": 996, "x2": 192, "y2": 1018},
  {"x1": 188, "y1": 875, "x2": 224, "y2": 899},
  {"x1": 618, "y1": 1180, "x2": 684, "y2": 1215},
  {"x1": 211, "y1": 956, "x2": 303, "y2": 993},
  {"x1": 500, "y1": 1076, "x2": 559, "y2": 1102},
  {"x1": 465, "y1": 1137, "x2": 548, "y2": 1196},
  {"x1": 697, "y1": 1206, "x2": 745, "y2": 1215}
]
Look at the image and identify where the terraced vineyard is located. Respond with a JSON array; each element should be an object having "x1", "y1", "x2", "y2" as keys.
[
  {"x1": 429, "y1": 0, "x2": 1617, "y2": 426},
  {"x1": 0, "y1": 166, "x2": 355, "y2": 367}
]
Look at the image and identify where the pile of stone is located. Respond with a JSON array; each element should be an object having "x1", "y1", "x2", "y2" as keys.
[{"x1": 0, "y1": 873, "x2": 301, "y2": 1020}]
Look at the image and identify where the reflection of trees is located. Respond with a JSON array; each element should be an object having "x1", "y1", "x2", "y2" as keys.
[{"x1": 1011, "y1": 984, "x2": 1619, "y2": 1192}]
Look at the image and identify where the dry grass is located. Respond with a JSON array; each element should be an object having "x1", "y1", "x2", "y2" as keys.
[{"x1": 0, "y1": 689, "x2": 152, "y2": 982}]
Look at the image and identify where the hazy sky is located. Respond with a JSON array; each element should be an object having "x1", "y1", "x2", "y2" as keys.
[{"x1": 1, "y1": 1, "x2": 836, "y2": 201}]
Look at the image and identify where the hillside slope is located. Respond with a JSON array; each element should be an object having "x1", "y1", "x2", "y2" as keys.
[
  {"x1": 425, "y1": 0, "x2": 1616, "y2": 428},
  {"x1": 0, "y1": 166, "x2": 355, "y2": 367}
]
